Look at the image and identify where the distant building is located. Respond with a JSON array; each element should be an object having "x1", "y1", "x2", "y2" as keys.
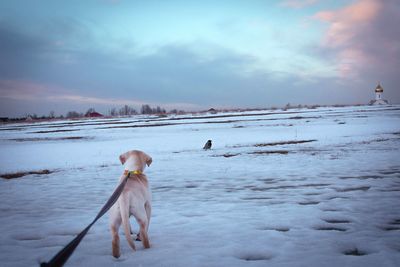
[
  {"x1": 208, "y1": 108, "x2": 217, "y2": 114},
  {"x1": 85, "y1": 112, "x2": 103, "y2": 118},
  {"x1": 369, "y1": 83, "x2": 388, "y2": 105}
]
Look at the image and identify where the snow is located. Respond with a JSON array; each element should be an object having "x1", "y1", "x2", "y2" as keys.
[{"x1": 1, "y1": 105, "x2": 400, "y2": 267}]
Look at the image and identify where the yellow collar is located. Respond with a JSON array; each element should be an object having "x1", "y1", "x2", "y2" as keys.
[{"x1": 124, "y1": 170, "x2": 142, "y2": 176}]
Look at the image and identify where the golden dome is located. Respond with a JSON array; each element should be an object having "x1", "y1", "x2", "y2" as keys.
[{"x1": 375, "y1": 83, "x2": 383, "y2": 93}]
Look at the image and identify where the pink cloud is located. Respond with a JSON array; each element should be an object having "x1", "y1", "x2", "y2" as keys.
[
  {"x1": 315, "y1": 0, "x2": 380, "y2": 48},
  {"x1": 0, "y1": 79, "x2": 201, "y2": 113},
  {"x1": 313, "y1": 0, "x2": 384, "y2": 78},
  {"x1": 0, "y1": 80, "x2": 53, "y2": 100}
]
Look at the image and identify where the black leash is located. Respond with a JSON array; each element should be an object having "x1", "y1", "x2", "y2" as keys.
[{"x1": 40, "y1": 174, "x2": 130, "y2": 267}]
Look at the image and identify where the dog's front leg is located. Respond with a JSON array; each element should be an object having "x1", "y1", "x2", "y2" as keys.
[{"x1": 111, "y1": 223, "x2": 121, "y2": 258}]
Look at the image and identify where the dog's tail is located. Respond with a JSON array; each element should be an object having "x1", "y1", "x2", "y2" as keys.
[{"x1": 119, "y1": 197, "x2": 136, "y2": 252}]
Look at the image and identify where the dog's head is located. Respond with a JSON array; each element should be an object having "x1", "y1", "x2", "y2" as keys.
[{"x1": 119, "y1": 150, "x2": 152, "y2": 171}]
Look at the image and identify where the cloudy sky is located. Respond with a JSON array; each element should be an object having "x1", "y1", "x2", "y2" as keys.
[{"x1": 0, "y1": 0, "x2": 399, "y2": 117}]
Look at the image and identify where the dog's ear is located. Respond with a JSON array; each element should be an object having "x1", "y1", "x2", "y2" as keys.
[
  {"x1": 119, "y1": 152, "x2": 129, "y2": 165},
  {"x1": 141, "y1": 152, "x2": 152, "y2": 167},
  {"x1": 146, "y1": 156, "x2": 152, "y2": 167}
]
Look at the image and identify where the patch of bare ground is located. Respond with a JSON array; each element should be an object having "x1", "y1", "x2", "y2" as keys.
[
  {"x1": 241, "y1": 196, "x2": 274, "y2": 200},
  {"x1": 254, "y1": 139, "x2": 317, "y2": 147},
  {"x1": 9, "y1": 136, "x2": 91, "y2": 142},
  {"x1": 288, "y1": 116, "x2": 308, "y2": 120},
  {"x1": 0, "y1": 127, "x2": 24, "y2": 131},
  {"x1": 343, "y1": 248, "x2": 367, "y2": 256},
  {"x1": 237, "y1": 253, "x2": 273, "y2": 261},
  {"x1": 258, "y1": 227, "x2": 290, "y2": 232},
  {"x1": 303, "y1": 192, "x2": 322, "y2": 196},
  {"x1": 210, "y1": 153, "x2": 240, "y2": 158},
  {"x1": 379, "y1": 169, "x2": 400, "y2": 175},
  {"x1": 339, "y1": 175, "x2": 383, "y2": 180},
  {"x1": 313, "y1": 226, "x2": 347, "y2": 232},
  {"x1": 295, "y1": 148, "x2": 328, "y2": 155},
  {"x1": 389, "y1": 219, "x2": 400, "y2": 225},
  {"x1": 30, "y1": 129, "x2": 80, "y2": 134},
  {"x1": 379, "y1": 188, "x2": 400, "y2": 192},
  {"x1": 1, "y1": 169, "x2": 54, "y2": 179},
  {"x1": 257, "y1": 178, "x2": 279, "y2": 184},
  {"x1": 322, "y1": 219, "x2": 351, "y2": 224},
  {"x1": 298, "y1": 201, "x2": 320, "y2": 205},
  {"x1": 99, "y1": 122, "x2": 182, "y2": 129},
  {"x1": 249, "y1": 150, "x2": 289, "y2": 155},
  {"x1": 231, "y1": 139, "x2": 317, "y2": 149},
  {"x1": 269, "y1": 123, "x2": 294, "y2": 127},
  {"x1": 214, "y1": 150, "x2": 290, "y2": 157},
  {"x1": 379, "y1": 226, "x2": 400, "y2": 231},
  {"x1": 221, "y1": 153, "x2": 240, "y2": 158},
  {"x1": 335, "y1": 186, "x2": 371, "y2": 192},
  {"x1": 360, "y1": 138, "x2": 391, "y2": 145},
  {"x1": 273, "y1": 227, "x2": 290, "y2": 232},
  {"x1": 377, "y1": 219, "x2": 400, "y2": 231},
  {"x1": 321, "y1": 208, "x2": 341, "y2": 212},
  {"x1": 249, "y1": 185, "x2": 297, "y2": 191},
  {"x1": 222, "y1": 153, "x2": 240, "y2": 158},
  {"x1": 302, "y1": 183, "x2": 331, "y2": 187}
]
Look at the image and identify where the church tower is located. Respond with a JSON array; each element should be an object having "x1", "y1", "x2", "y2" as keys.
[
  {"x1": 375, "y1": 83, "x2": 383, "y2": 101},
  {"x1": 370, "y1": 82, "x2": 388, "y2": 105}
]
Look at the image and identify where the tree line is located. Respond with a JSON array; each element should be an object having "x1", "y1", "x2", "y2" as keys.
[
  {"x1": 65, "y1": 105, "x2": 171, "y2": 118},
  {"x1": 27, "y1": 104, "x2": 184, "y2": 119},
  {"x1": 108, "y1": 104, "x2": 169, "y2": 117}
]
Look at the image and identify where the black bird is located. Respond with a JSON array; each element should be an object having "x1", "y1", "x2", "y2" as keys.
[{"x1": 203, "y1": 140, "x2": 212, "y2": 150}]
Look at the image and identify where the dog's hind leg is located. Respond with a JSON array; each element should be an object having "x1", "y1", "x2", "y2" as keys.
[
  {"x1": 109, "y1": 206, "x2": 122, "y2": 258},
  {"x1": 134, "y1": 206, "x2": 150, "y2": 249},
  {"x1": 136, "y1": 202, "x2": 151, "y2": 242},
  {"x1": 145, "y1": 201, "x2": 152, "y2": 233},
  {"x1": 120, "y1": 197, "x2": 136, "y2": 252}
]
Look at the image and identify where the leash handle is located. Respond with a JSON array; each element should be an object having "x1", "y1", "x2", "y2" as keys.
[{"x1": 41, "y1": 175, "x2": 129, "y2": 267}]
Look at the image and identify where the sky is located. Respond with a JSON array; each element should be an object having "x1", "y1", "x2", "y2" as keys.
[{"x1": 0, "y1": 0, "x2": 399, "y2": 117}]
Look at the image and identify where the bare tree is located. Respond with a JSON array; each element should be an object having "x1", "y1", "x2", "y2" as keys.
[
  {"x1": 141, "y1": 104, "x2": 166, "y2": 114},
  {"x1": 109, "y1": 108, "x2": 117, "y2": 116},
  {"x1": 66, "y1": 111, "x2": 82, "y2": 118},
  {"x1": 155, "y1": 106, "x2": 166, "y2": 114},
  {"x1": 141, "y1": 104, "x2": 152, "y2": 114},
  {"x1": 118, "y1": 105, "x2": 137, "y2": 116}
]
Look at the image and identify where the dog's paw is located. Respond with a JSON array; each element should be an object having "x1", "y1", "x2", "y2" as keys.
[
  {"x1": 112, "y1": 242, "x2": 121, "y2": 258},
  {"x1": 112, "y1": 252, "x2": 121, "y2": 259},
  {"x1": 112, "y1": 254, "x2": 127, "y2": 262}
]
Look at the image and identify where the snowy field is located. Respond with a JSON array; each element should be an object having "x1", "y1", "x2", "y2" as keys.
[{"x1": 1, "y1": 105, "x2": 400, "y2": 267}]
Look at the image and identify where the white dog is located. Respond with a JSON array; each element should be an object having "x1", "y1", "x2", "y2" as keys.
[{"x1": 109, "y1": 150, "x2": 152, "y2": 258}]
